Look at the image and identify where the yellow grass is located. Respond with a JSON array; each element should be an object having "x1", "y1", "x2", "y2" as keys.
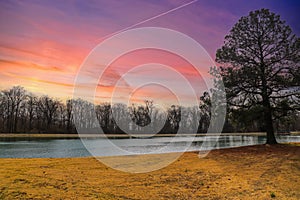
[{"x1": 1, "y1": 144, "x2": 300, "y2": 199}]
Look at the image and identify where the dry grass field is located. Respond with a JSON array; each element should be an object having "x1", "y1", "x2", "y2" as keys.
[{"x1": 1, "y1": 144, "x2": 300, "y2": 200}]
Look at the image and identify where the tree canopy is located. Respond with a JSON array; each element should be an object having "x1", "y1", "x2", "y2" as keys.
[{"x1": 216, "y1": 8, "x2": 300, "y2": 144}]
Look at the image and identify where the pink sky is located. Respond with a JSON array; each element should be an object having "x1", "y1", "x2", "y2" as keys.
[{"x1": 0, "y1": 0, "x2": 299, "y2": 106}]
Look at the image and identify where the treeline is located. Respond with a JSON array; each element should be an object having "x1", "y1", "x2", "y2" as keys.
[
  {"x1": 0, "y1": 86, "x2": 299, "y2": 134},
  {"x1": 0, "y1": 86, "x2": 199, "y2": 134}
]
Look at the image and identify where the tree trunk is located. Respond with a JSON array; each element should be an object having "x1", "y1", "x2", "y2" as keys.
[
  {"x1": 29, "y1": 114, "x2": 32, "y2": 131},
  {"x1": 262, "y1": 94, "x2": 277, "y2": 144},
  {"x1": 14, "y1": 106, "x2": 19, "y2": 133},
  {"x1": 264, "y1": 106, "x2": 277, "y2": 144},
  {"x1": 260, "y1": 61, "x2": 277, "y2": 145},
  {"x1": 47, "y1": 117, "x2": 52, "y2": 129}
]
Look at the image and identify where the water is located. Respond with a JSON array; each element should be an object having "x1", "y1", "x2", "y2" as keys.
[{"x1": 0, "y1": 135, "x2": 299, "y2": 158}]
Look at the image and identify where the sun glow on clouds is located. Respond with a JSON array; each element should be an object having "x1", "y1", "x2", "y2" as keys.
[
  {"x1": 94, "y1": 49, "x2": 209, "y2": 107},
  {"x1": 1, "y1": 0, "x2": 298, "y2": 105}
]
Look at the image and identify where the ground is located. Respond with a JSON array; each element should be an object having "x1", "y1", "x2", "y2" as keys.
[{"x1": 1, "y1": 144, "x2": 299, "y2": 200}]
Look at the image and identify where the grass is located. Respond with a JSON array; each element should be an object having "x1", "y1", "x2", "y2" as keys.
[
  {"x1": 0, "y1": 144, "x2": 299, "y2": 199},
  {"x1": 270, "y1": 192, "x2": 276, "y2": 198}
]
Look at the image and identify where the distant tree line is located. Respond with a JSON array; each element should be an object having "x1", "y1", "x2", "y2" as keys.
[
  {"x1": 0, "y1": 85, "x2": 299, "y2": 134},
  {"x1": 0, "y1": 86, "x2": 198, "y2": 134}
]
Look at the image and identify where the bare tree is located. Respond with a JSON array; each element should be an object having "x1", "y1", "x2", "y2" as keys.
[
  {"x1": 0, "y1": 91, "x2": 6, "y2": 132},
  {"x1": 72, "y1": 99, "x2": 96, "y2": 130},
  {"x1": 26, "y1": 94, "x2": 37, "y2": 131},
  {"x1": 2, "y1": 86, "x2": 27, "y2": 132},
  {"x1": 37, "y1": 96, "x2": 60, "y2": 130},
  {"x1": 167, "y1": 105, "x2": 181, "y2": 133},
  {"x1": 95, "y1": 102, "x2": 111, "y2": 130},
  {"x1": 58, "y1": 102, "x2": 66, "y2": 129},
  {"x1": 66, "y1": 99, "x2": 74, "y2": 132},
  {"x1": 130, "y1": 100, "x2": 153, "y2": 128}
]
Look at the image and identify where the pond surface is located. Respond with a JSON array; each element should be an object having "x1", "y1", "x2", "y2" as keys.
[{"x1": 0, "y1": 135, "x2": 299, "y2": 158}]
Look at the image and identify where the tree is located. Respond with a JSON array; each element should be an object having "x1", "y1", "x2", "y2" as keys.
[
  {"x1": 216, "y1": 9, "x2": 300, "y2": 144},
  {"x1": 2, "y1": 86, "x2": 27, "y2": 132},
  {"x1": 96, "y1": 102, "x2": 111, "y2": 131},
  {"x1": 26, "y1": 94, "x2": 38, "y2": 131},
  {"x1": 229, "y1": 105, "x2": 265, "y2": 132},
  {"x1": 163, "y1": 105, "x2": 181, "y2": 134},
  {"x1": 66, "y1": 99, "x2": 74, "y2": 132},
  {"x1": 0, "y1": 91, "x2": 6, "y2": 132},
  {"x1": 58, "y1": 102, "x2": 66, "y2": 129},
  {"x1": 198, "y1": 92, "x2": 211, "y2": 133},
  {"x1": 129, "y1": 100, "x2": 153, "y2": 128},
  {"x1": 111, "y1": 103, "x2": 131, "y2": 133},
  {"x1": 37, "y1": 96, "x2": 59, "y2": 129}
]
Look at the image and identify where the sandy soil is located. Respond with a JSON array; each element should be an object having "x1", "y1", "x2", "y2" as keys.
[{"x1": 1, "y1": 144, "x2": 299, "y2": 200}]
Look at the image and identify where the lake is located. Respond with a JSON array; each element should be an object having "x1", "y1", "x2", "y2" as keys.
[{"x1": 0, "y1": 135, "x2": 299, "y2": 158}]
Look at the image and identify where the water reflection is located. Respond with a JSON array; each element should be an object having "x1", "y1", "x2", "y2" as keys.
[{"x1": 0, "y1": 135, "x2": 299, "y2": 158}]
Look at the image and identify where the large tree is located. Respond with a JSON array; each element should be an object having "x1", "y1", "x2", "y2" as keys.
[{"x1": 216, "y1": 9, "x2": 300, "y2": 144}]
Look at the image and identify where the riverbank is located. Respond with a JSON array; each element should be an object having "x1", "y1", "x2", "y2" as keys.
[
  {"x1": 1, "y1": 144, "x2": 299, "y2": 199},
  {"x1": 0, "y1": 132, "x2": 269, "y2": 140},
  {"x1": 1, "y1": 132, "x2": 299, "y2": 140}
]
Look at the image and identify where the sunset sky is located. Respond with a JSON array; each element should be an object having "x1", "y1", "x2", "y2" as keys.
[{"x1": 0, "y1": 0, "x2": 299, "y2": 106}]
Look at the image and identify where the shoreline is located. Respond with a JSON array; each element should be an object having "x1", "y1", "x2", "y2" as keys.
[
  {"x1": 0, "y1": 132, "x2": 270, "y2": 140},
  {"x1": 0, "y1": 132, "x2": 299, "y2": 140}
]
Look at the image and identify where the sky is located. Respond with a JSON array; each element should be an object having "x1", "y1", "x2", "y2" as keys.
[{"x1": 0, "y1": 0, "x2": 299, "y2": 107}]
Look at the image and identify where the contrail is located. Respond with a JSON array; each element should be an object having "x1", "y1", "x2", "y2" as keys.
[{"x1": 98, "y1": 0, "x2": 198, "y2": 41}]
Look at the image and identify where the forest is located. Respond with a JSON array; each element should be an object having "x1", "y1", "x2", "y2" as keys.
[{"x1": 0, "y1": 85, "x2": 299, "y2": 134}]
